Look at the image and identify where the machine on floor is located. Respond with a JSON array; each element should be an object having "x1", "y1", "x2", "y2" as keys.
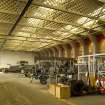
[
  {"x1": 77, "y1": 53, "x2": 105, "y2": 94},
  {"x1": 33, "y1": 57, "x2": 77, "y2": 85}
]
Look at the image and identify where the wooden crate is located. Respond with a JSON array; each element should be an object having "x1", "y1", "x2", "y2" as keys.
[
  {"x1": 55, "y1": 84, "x2": 70, "y2": 99},
  {"x1": 49, "y1": 84, "x2": 56, "y2": 96}
]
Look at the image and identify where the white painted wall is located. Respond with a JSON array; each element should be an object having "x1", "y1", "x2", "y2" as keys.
[{"x1": 0, "y1": 50, "x2": 35, "y2": 68}]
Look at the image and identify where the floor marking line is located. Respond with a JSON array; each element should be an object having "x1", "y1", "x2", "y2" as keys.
[{"x1": 61, "y1": 99, "x2": 77, "y2": 105}]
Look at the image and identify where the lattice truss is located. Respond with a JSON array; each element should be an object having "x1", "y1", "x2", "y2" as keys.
[{"x1": 0, "y1": 0, "x2": 105, "y2": 51}]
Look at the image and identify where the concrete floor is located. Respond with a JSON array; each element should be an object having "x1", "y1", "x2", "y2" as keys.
[
  {"x1": 0, "y1": 73, "x2": 69, "y2": 105},
  {"x1": 0, "y1": 73, "x2": 105, "y2": 105},
  {"x1": 67, "y1": 95, "x2": 105, "y2": 105}
]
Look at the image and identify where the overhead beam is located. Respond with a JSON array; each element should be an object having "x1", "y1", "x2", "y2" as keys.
[
  {"x1": 0, "y1": 34, "x2": 63, "y2": 42},
  {"x1": 37, "y1": 43, "x2": 55, "y2": 50},
  {"x1": 3, "y1": 38, "x2": 51, "y2": 43},
  {"x1": 18, "y1": 0, "x2": 104, "y2": 21},
  {"x1": 32, "y1": 3, "x2": 100, "y2": 20},
  {"x1": 16, "y1": 24, "x2": 72, "y2": 32},
  {"x1": 1, "y1": 36, "x2": 59, "y2": 43},
  {"x1": 8, "y1": 0, "x2": 33, "y2": 36},
  {"x1": 0, "y1": 0, "x2": 33, "y2": 49},
  {"x1": 0, "y1": 21, "x2": 103, "y2": 37},
  {"x1": 16, "y1": 24, "x2": 86, "y2": 36},
  {"x1": 0, "y1": 37, "x2": 53, "y2": 43},
  {"x1": 0, "y1": 0, "x2": 27, "y2": 15},
  {"x1": 24, "y1": 16, "x2": 87, "y2": 30},
  {"x1": 0, "y1": 34, "x2": 71, "y2": 46},
  {"x1": 37, "y1": 26, "x2": 104, "y2": 50}
]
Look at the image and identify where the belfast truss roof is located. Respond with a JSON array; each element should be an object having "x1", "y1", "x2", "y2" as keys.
[{"x1": 0, "y1": 0, "x2": 105, "y2": 51}]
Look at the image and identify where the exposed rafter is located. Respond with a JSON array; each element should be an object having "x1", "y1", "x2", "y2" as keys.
[
  {"x1": 0, "y1": 0, "x2": 33, "y2": 49},
  {"x1": 31, "y1": 3, "x2": 101, "y2": 20},
  {"x1": 0, "y1": 0, "x2": 105, "y2": 51},
  {"x1": 24, "y1": 16, "x2": 87, "y2": 30}
]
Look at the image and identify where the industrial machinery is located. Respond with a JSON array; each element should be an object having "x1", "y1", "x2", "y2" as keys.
[
  {"x1": 34, "y1": 57, "x2": 77, "y2": 85},
  {"x1": 95, "y1": 55, "x2": 105, "y2": 94},
  {"x1": 17, "y1": 60, "x2": 35, "y2": 78},
  {"x1": 4, "y1": 61, "x2": 35, "y2": 78},
  {"x1": 77, "y1": 53, "x2": 105, "y2": 94},
  {"x1": 4, "y1": 65, "x2": 20, "y2": 73},
  {"x1": 34, "y1": 56, "x2": 98, "y2": 96}
]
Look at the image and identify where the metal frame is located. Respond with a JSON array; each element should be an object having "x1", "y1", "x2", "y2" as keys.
[{"x1": 77, "y1": 53, "x2": 105, "y2": 86}]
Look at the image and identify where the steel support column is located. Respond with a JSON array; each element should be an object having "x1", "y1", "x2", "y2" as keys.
[
  {"x1": 63, "y1": 44, "x2": 72, "y2": 58},
  {"x1": 69, "y1": 41, "x2": 76, "y2": 58},
  {"x1": 56, "y1": 45, "x2": 65, "y2": 57},
  {"x1": 77, "y1": 37, "x2": 89, "y2": 56},
  {"x1": 89, "y1": 34, "x2": 100, "y2": 54}
]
